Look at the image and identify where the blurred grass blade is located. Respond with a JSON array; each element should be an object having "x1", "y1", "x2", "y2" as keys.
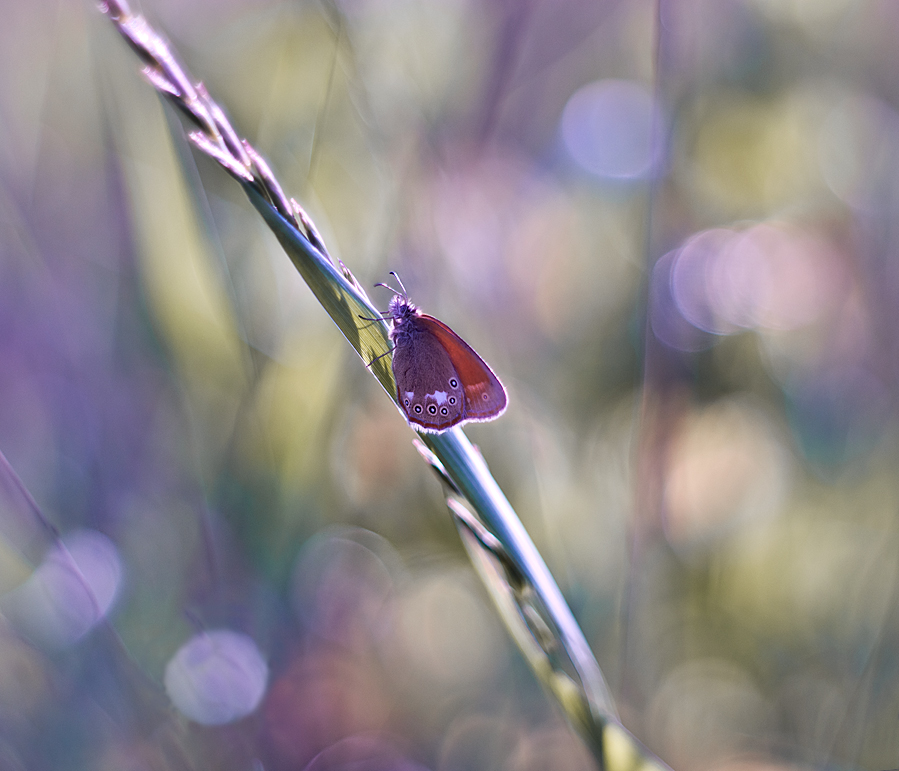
[
  {"x1": 0, "y1": 452, "x2": 121, "y2": 650},
  {"x1": 0, "y1": 450, "x2": 58, "y2": 572}
]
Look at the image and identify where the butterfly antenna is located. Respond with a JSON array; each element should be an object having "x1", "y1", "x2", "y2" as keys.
[
  {"x1": 374, "y1": 276, "x2": 405, "y2": 298},
  {"x1": 389, "y1": 271, "x2": 408, "y2": 298}
]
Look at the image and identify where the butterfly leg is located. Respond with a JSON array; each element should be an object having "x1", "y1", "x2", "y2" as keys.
[{"x1": 364, "y1": 346, "x2": 395, "y2": 368}]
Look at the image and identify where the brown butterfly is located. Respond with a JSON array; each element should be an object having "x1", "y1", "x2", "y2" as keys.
[{"x1": 378, "y1": 275, "x2": 507, "y2": 433}]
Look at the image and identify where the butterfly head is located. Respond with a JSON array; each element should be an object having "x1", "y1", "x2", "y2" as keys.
[
  {"x1": 387, "y1": 293, "x2": 418, "y2": 323},
  {"x1": 377, "y1": 273, "x2": 420, "y2": 331}
]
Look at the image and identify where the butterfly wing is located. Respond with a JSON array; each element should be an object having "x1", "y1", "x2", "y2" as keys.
[
  {"x1": 391, "y1": 317, "x2": 466, "y2": 432},
  {"x1": 416, "y1": 315, "x2": 508, "y2": 423}
]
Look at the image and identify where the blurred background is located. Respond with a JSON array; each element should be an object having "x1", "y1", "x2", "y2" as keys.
[{"x1": 1, "y1": 0, "x2": 899, "y2": 768}]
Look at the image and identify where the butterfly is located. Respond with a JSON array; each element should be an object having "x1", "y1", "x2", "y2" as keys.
[{"x1": 375, "y1": 274, "x2": 508, "y2": 433}]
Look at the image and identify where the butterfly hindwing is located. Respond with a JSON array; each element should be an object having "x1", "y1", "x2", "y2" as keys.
[{"x1": 415, "y1": 315, "x2": 507, "y2": 422}]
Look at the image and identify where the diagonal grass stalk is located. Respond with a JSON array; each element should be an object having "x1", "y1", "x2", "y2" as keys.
[{"x1": 100, "y1": 2, "x2": 672, "y2": 768}]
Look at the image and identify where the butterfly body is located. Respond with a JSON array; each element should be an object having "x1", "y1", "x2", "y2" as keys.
[{"x1": 385, "y1": 293, "x2": 507, "y2": 433}]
